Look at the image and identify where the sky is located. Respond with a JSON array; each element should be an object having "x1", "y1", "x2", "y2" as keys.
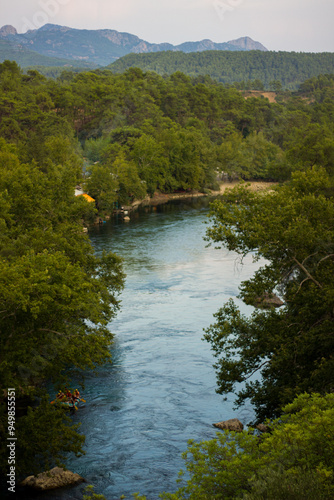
[{"x1": 1, "y1": 0, "x2": 334, "y2": 52}]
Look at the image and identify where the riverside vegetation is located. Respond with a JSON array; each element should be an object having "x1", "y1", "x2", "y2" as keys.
[{"x1": 0, "y1": 60, "x2": 333, "y2": 497}]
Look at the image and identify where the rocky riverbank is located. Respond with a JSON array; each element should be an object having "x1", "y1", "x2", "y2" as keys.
[
  {"x1": 92, "y1": 181, "x2": 276, "y2": 224},
  {"x1": 128, "y1": 181, "x2": 277, "y2": 210}
]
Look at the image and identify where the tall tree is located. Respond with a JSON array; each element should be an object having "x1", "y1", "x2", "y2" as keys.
[
  {"x1": 0, "y1": 138, "x2": 125, "y2": 476},
  {"x1": 204, "y1": 167, "x2": 334, "y2": 422}
]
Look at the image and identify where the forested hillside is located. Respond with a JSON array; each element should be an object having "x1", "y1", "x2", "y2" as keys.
[
  {"x1": 0, "y1": 60, "x2": 334, "y2": 494},
  {"x1": 0, "y1": 39, "x2": 95, "y2": 69},
  {"x1": 1, "y1": 62, "x2": 334, "y2": 210},
  {"x1": 108, "y1": 50, "x2": 334, "y2": 90}
]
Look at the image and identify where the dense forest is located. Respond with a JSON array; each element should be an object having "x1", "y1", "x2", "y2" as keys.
[
  {"x1": 2, "y1": 61, "x2": 332, "y2": 212},
  {"x1": 0, "y1": 59, "x2": 334, "y2": 498},
  {"x1": 108, "y1": 50, "x2": 334, "y2": 90}
]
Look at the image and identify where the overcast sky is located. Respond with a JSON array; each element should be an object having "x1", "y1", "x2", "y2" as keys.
[{"x1": 1, "y1": 0, "x2": 333, "y2": 52}]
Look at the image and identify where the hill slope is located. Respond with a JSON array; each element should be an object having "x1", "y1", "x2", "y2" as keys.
[
  {"x1": 0, "y1": 39, "x2": 95, "y2": 68},
  {"x1": 107, "y1": 50, "x2": 334, "y2": 90}
]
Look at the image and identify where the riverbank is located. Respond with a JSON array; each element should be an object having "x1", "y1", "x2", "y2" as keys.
[
  {"x1": 128, "y1": 181, "x2": 277, "y2": 210},
  {"x1": 93, "y1": 181, "x2": 276, "y2": 224}
]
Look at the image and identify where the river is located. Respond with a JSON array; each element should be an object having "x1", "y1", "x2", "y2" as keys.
[{"x1": 21, "y1": 198, "x2": 262, "y2": 500}]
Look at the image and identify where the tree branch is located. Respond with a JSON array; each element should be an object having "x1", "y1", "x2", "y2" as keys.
[
  {"x1": 295, "y1": 277, "x2": 311, "y2": 295},
  {"x1": 317, "y1": 254, "x2": 334, "y2": 266},
  {"x1": 292, "y1": 257, "x2": 323, "y2": 289},
  {"x1": 38, "y1": 328, "x2": 66, "y2": 337},
  {"x1": 244, "y1": 360, "x2": 270, "y2": 380},
  {"x1": 302, "y1": 252, "x2": 319, "y2": 265}
]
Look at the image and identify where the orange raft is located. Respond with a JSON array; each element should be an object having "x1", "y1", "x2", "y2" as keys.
[{"x1": 51, "y1": 389, "x2": 84, "y2": 410}]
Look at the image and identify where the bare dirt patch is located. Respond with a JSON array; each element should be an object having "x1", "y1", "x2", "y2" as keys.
[
  {"x1": 216, "y1": 181, "x2": 277, "y2": 195},
  {"x1": 242, "y1": 91, "x2": 278, "y2": 103}
]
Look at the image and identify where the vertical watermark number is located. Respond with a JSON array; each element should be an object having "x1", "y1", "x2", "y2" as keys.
[{"x1": 7, "y1": 388, "x2": 16, "y2": 494}]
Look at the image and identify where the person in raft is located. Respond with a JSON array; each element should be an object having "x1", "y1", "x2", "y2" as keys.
[
  {"x1": 72, "y1": 389, "x2": 80, "y2": 405},
  {"x1": 53, "y1": 388, "x2": 82, "y2": 407},
  {"x1": 56, "y1": 390, "x2": 66, "y2": 402}
]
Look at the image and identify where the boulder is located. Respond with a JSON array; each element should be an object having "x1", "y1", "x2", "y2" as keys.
[
  {"x1": 21, "y1": 467, "x2": 84, "y2": 491},
  {"x1": 256, "y1": 423, "x2": 270, "y2": 433},
  {"x1": 254, "y1": 292, "x2": 284, "y2": 308},
  {"x1": 213, "y1": 418, "x2": 244, "y2": 432}
]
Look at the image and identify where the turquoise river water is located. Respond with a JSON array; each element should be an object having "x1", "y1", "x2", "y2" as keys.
[{"x1": 20, "y1": 198, "x2": 262, "y2": 500}]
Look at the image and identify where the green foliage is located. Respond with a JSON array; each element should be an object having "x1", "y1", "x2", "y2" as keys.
[
  {"x1": 205, "y1": 167, "x2": 334, "y2": 421},
  {"x1": 0, "y1": 66, "x2": 126, "y2": 476},
  {"x1": 14, "y1": 397, "x2": 85, "y2": 476},
  {"x1": 161, "y1": 393, "x2": 334, "y2": 499},
  {"x1": 162, "y1": 431, "x2": 261, "y2": 499},
  {"x1": 1, "y1": 61, "x2": 329, "y2": 202},
  {"x1": 1, "y1": 59, "x2": 334, "y2": 488},
  {"x1": 113, "y1": 152, "x2": 147, "y2": 203},
  {"x1": 130, "y1": 134, "x2": 169, "y2": 195},
  {"x1": 243, "y1": 467, "x2": 331, "y2": 500},
  {"x1": 216, "y1": 132, "x2": 286, "y2": 180},
  {"x1": 83, "y1": 485, "x2": 107, "y2": 499},
  {"x1": 108, "y1": 51, "x2": 334, "y2": 90},
  {"x1": 85, "y1": 162, "x2": 119, "y2": 211}
]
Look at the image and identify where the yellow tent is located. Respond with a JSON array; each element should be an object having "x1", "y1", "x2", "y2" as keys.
[{"x1": 79, "y1": 193, "x2": 95, "y2": 203}]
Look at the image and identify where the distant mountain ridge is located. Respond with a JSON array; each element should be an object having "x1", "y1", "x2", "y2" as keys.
[
  {"x1": 0, "y1": 23, "x2": 267, "y2": 67},
  {"x1": 0, "y1": 39, "x2": 95, "y2": 69}
]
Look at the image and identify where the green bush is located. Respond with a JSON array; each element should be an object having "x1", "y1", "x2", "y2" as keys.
[{"x1": 160, "y1": 393, "x2": 334, "y2": 499}]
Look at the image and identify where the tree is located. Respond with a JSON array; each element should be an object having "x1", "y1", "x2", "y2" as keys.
[
  {"x1": 112, "y1": 152, "x2": 147, "y2": 204},
  {"x1": 160, "y1": 393, "x2": 334, "y2": 500},
  {"x1": 160, "y1": 128, "x2": 206, "y2": 191},
  {"x1": 286, "y1": 123, "x2": 334, "y2": 176},
  {"x1": 204, "y1": 167, "x2": 334, "y2": 422},
  {"x1": 243, "y1": 132, "x2": 285, "y2": 180},
  {"x1": 85, "y1": 162, "x2": 119, "y2": 211},
  {"x1": 216, "y1": 132, "x2": 286, "y2": 181},
  {"x1": 269, "y1": 80, "x2": 283, "y2": 92},
  {"x1": 0, "y1": 139, "x2": 125, "y2": 476},
  {"x1": 131, "y1": 134, "x2": 169, "y2": 196}
]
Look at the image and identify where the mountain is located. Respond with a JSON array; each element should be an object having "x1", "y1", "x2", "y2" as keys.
[
  {"x1": 0, "y1": 23, "x2": 267, "y2": 67},
  {"x1": 0, "y1": 25, "x2": 18, "y2": 37},
  {"x1": 227, "y1": 36, "x2": 267, "y2": 51},
  {"x1": 176, "y1": 36, "x2": 266, "y2": 53},
  {"x1": 0, "y1": 39, "x2": 95, "y2": 69}
]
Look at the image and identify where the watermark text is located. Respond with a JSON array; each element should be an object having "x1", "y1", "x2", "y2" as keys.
[
  {"x1": 7, "y1": 388, "x2": 16, "y2": 494},
  {"x1": 213, "y1": 0, "x2": 243, "y2": 21},
  {"x1": 21, "y1": 0, "x2": 71, "y2": 33}
]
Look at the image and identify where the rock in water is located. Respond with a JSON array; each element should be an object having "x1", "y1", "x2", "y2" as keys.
[
  {"x1": 21, "y1": 467, "x2": 84, "y2": 490},
  {"x1": 213, "y1": 418, "x2": 244, "y2": 432},
  {"x1": 254, "y1": 292, "x2": 284, "y2": 308},
  {"x1": 256, "y1": 423, "x2": 270, "y2": 433}
]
